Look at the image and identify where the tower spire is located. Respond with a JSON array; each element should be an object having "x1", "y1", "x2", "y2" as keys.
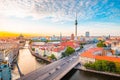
[
  {"x1": 60, "y1": 32, "x2": 62, "y2": 42},
  {"x1": 76, "y1": 12, "x2": 77, "y2": 22}
]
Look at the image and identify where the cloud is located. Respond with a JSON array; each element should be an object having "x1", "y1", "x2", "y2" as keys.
[{"x1": 0, "y1": 0, "x2": 120, "y2": 22}]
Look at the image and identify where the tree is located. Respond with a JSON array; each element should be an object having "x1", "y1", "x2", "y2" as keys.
[
  {"x1": 84, "y1": 63, "x2": 94, "y2": 69},
  {"x1": 101, "y1": 60, "x2": 108, "y2": 71},
  {"x1": 115, "y1": 62, "x2": 120, "y2": 74},
  {"x1": 32, "y1": 48, "x2": 35, "y2": 51},
  {"x1": 84, "y1": 60, "x2": 117, "y2": 73},
  {"x1": 43, "y1": 54, "x2": 47, "y2": 57},
  {"x1": 80, "y1": 45, "x2": 83, "y2": 49},
  {"x1": 84, "y1": 63, "x2": 91, "y2": 69},
  {"x1": 97, "y1": 40, "x2": 106, "y2": 47},
  {"x1": 94, "y1": 60, "x2": 102, "y2": 71},
  {"x1": 107, "y1": 61, "x2": 116, "y2": 72},
  {"x1": 65, "y1": 46, "x2": 75, "y2": 56},
  {"x1": 50, "y1": 54, "x2": 57, "y2": 60},
  {"x1": 61, "y1": 52, "x2": 66, "y2": 58}
]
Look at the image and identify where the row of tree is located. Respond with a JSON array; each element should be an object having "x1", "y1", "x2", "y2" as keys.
[{"x1": 84, "y1": 60, "x2": 120, "y2": 74}]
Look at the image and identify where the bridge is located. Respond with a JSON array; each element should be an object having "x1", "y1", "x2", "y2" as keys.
[
  {"x1": 18, "y1": 52, "x2": 80, "y2": 80},
  {"x1": 18, "y1": 44, "x2": 96, "y2": 80}
]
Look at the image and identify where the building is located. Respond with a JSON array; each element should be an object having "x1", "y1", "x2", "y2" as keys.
[
  {"x1": 32, "y1": 41, "x2": 80, "y2": 59},
  {"x1": 105, "y1": 38, "x2": 120, "y2": 56},
  {"x1": 79, "y1": 48, "x2": 120, "y2": 64},
  {"x1": 0, "y1": 51, "x2": 4, "y2": 61},
  {"x1": 32, "y1": 42, "x2": 64, "y2": 59},
  {"x1": 60, "y1": 33, "x2": 62, "y2": 42},
  {"x1": 0, "y1": 38, "x2": 19, "y2": 80},
  {"x1": 18, "y1": 34, "x2": 24, "y2": 40},
  {"x1": 71, "y1": 34, "x2": 74, "y2": 40},
  {"x1": 60, "y1": 41, "x2": 80, "y2": 51},
  {"x1": 85, "y1": 31, "x2": 90, "y2": 37},
  {"x1": 0, "y1": 64, "x2": 11, "y2": 80},
  {"x1": 40, "y1": 37, "x2": 47, "y2": 42}
]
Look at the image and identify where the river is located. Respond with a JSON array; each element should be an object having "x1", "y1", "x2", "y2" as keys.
[
  {"x1": 12, "y1": 41, "x2": 46, "y2": 80},
  {"x1": 61, "y1": 69, "x2": 120, "y2": 80}
]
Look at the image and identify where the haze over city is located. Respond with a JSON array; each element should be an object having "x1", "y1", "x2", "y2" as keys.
[{"x1": 0, "y1": 0, "x2": 120, "y2": 36}]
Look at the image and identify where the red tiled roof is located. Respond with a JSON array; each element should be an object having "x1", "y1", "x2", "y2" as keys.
[
  {"x1": 34, "y1": 41, "x2": 79, "y2": 52},
  {"x1": 95, "y1": 55, "x2": 120, "y2": 63},
  {"x1": 52, "y1": 46, "x2": 65, "y2": 52},
  {"x1": 40, "y1": 47, "x2": 45, "y2": 50},
  {"x1": 80, "y1": 48, "x2": 120, "y2": 63},
  {"x1": 61, "y1": 41, "x2": 79, "y2": 49},
  {"x1": 39, "y1": 46, "x2": 65, "y2": 52}
]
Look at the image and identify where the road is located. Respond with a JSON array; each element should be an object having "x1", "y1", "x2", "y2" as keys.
[
  {"x1": 78, "y1": 43, "x2": 96, "y2": 53},
  {"x1": 19, "y1": 43, "x2": 96, "y2": 80}
]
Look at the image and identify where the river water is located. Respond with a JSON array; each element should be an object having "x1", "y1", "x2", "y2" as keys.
[
  {"x1": 12, "y1": 41, "x2": 46, "y2": 79},
  {"x1": 69, "y1": 70, "x2": 120, "y2": 80}
]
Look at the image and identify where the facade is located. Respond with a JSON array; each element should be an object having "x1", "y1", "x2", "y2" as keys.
[
  {"x1": 80, "y1": 57, "x2": 95, "y2": 64},
  {"x1": 32, "y1": 42, "x2": 65, "y2": 59},
  {"x1": 85, "y1": 31, "x2": 90, "y2": 37},
  {"x1": 32, "y1": 41, "x2": 80, "y2": 59},
  {"x1": 71, "y1": 34, "x2": 74, "y2": 40},
  {"x1": 0, "y1": 64, "x2": 11, "y2": 80},
  {"x1": 0, "y1": 42, "x2": 19, "y2": 64},
  {"x1": 34, "y1": 46, "x2": 65, "y2": 59},
  {"x1": 0, "y1": 51, "x2": 4, "y2": 61},
  {"x1": 105, "y1": 38, "x2": 120, "y2": 55}
]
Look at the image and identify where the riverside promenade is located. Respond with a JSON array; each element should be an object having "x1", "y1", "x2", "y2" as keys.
[{"x1": 75, "y1": 64, "x2": 120, "y2": 78}]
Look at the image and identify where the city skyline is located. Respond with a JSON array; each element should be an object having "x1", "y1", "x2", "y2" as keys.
[{"x1": 0, "y1": 0, "x2": 120, "y2": 36}]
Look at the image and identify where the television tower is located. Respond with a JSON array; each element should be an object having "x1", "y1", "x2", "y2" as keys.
[{"x1": 75, "y1": 13, "x2": 78, "y2": 40}]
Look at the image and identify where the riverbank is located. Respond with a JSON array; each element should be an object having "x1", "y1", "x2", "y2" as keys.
[
  {"x1": 28, "y1": 46, "x2": 52, "y2": 63},
  {"x1": 11, "y1": 47, "x2": 20, "y2": 69},
  {"x1": 75, "y1": 65, "x2": 120, "y2": 78}
]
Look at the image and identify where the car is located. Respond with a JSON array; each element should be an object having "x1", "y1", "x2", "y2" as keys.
[
  {"x1": 69, "y1": 58, "x2": 73, "y2": 61},
  {"x1": 67, "y1": 60, "x2": 69, "y2": 62},
  {"x1": 49, "y1": 72, "x2": 51, "y2": 75},
  {"x1": 56, "y1": 66, "x2": 60, "y2": 70},
  {"x1": 72, "y1": 56, "x2": 76, "y2": 59},
  {"x1": 61, "y1": 62, "x2": 66, "y2": 66}
]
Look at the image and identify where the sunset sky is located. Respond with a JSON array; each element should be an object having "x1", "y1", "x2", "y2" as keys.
[{"x1": 0, "y1": 0, "x2": 120, "y2": 36}]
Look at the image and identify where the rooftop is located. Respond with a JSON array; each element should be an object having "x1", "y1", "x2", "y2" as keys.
[{"x1": 80, "y1": 48, "x2": 120, "y2": 63}]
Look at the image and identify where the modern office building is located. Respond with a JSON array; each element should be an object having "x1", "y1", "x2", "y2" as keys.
[
  {"x1": 85, "y1": 31, "x2": 90, "y2": 37},
  {"x1": 71, "y1": 34, "x2": 74, "y2": 40},
  {"x1": 0, "y1": 64, "x2": 11, "y2": 80}
]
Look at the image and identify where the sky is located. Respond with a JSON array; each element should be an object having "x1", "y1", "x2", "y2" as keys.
[{"x1": 0, "y1": 0, "x2": 120, "y2": 36}]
